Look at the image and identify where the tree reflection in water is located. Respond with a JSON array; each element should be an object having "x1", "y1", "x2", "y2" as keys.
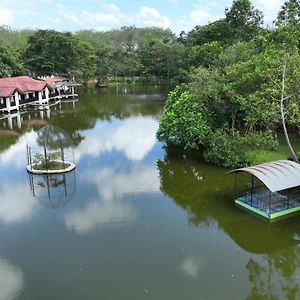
[
  {"x1": 28, "y1": 170, "x2": 76, "y2": 209},
  {"x1": 157, "y1": 146, "x2": 300, "y2": 299}
]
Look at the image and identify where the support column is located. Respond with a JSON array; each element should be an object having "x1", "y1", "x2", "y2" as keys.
[
  {"x1": 17, "y1": 112, "x2": 21, "y2": 128},
  {"x1": 7, "y1": 114, "x2": 13, "y2": 129},
  {"x1": 6, "y1": 97, "x2": 10, "y2": 112},
  {"x1": 40, "y1": 110, "x2": 44, "y2": 119},
  {"x1": 38, "y1": 91, "x2": 43, "y2": 104},
  {"x1": 45, "y1": 87, "x2": 49, "y2": 101},
  {"x1": 71, "y1": 86, "x2": 74, "y2": 96},
  {"x1": 14, "y1": 91, "x2": 20, "y2": 110}
]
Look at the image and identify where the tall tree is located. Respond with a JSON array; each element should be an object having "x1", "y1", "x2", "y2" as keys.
[
  {"x1": 275, "y1": 0, "x2": 300, "y2": 27},
  {"x1": 225, "y1": 0, "x2": 264, "y2": 41},
  {"x1": 0, "y1": 45, "x2": 23, "y2": 77}
]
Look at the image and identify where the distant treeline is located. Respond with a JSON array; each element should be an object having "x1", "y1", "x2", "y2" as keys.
[{"x1": 0, "y1": 26, "x2": 186, "y2": 82}]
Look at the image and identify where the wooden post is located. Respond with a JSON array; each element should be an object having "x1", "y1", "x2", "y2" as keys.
[
  {"x1": 234, "y1": 173, "x2": 237, "y2": 199},
  {"x1": 29, "y1": 147, "x2": 32, "y2": 170},
  {"x1": 44, "y1": 145, "x2": 48, "y2": 170},
  {"x1": 250, "y1": 175, "x2": 254, "y2": 206},
  {"x1": 60, "y1": 140, "x2": 65, "y2": 169},
  {"x1": 26, "y1": 144, "x2": 29, "y2": 166},
  {"x1": 269, "y1": 191, "x2": 271, "y2": 216}
]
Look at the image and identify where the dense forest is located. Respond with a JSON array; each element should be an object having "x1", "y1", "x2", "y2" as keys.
[
  {"x1": 2, "y1": 0, "x2": 300, "y2": 167},
  {"x1": 157, "y1": 0, "x2": 300, "y2": 167},
  {"x1": 0, "y1": 25, "x2": 184, "y2": 82}
]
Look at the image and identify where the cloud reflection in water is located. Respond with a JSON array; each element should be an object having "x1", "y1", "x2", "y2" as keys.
[
  {"x1": 0, "y1": 182, "x2": 36, "y2": 225},
  {"x1": 0, "y1": 257, "x2": 24, "y2": 300},
  {"x1": 0, "y1": 131, "x2": 37, "y2": 169},
  {"x1": 64, "y1": 165, "x2": 160, "y2": 235},
  {"x1": 75, "y1": 116, "x2": 158, "y2": 161},
  {"x1": 181, "y1": 255, "x2": 206, "y2": 278}
]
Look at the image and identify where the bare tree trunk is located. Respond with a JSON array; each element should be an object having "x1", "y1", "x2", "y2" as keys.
[{"x1": 280, "y1": 59, "x2": 299, "y2": 163}]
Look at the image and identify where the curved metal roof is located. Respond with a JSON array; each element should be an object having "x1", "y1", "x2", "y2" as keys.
[{"x1": 229, "y1": 160, "x2": 300, "y2": 192}]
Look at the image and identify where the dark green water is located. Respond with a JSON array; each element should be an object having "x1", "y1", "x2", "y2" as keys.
[{"x1": 0, "y1": 85, "x2": 300, "y2": 300}]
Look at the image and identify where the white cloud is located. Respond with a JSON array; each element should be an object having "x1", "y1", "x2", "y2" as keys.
[
  {"x1": 190, "y1": 9, "x2": 221, "y2": 25},
  {"x1": 64, "y1": 164, "x2": 160, "y2": 235},
  {"x1": 0, "y1": 8, "x2": 13, "y2": 24},
  {"x1": 0, "y1": 130, "x2": 37, "y2": 169},
  {"x1": 57, "y1": 2, "x2": 125, "y2": 30},
  {"x1": 136, "y1": 6, "x2": 170, "y2": 29},
  {"x1": 253, "y1": 0, "x2": 283, "y2": 23},
  {"x1": 0, "y1": 257, "x2": 24, "y2": 300},
  {"x1": 0, "y1": 181, "x2": 37, "y2": 224},
  {"x1": 76, "y1": 116, "x2": 158, "y2": 162},
  {"x1": 64, "y1": 200, "x2": 137, "y2": 235},
  {"x1": 181, "y1": 255, "x2": 206, "y2": 278}
]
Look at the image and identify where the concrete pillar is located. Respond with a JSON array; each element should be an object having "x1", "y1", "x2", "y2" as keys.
[
  {"x1": 71, "y1": 86, "x2": 74, "y2": 95},
  {"x1": 38, "y1": 91, "x2": 43, "y2": 104},
  {"x1": 7, "y1": 114, "x2": 13, "y2": 129},
  {"x1": 17, "y1": 112, "x2": 21, "y2": 128},
  {"x1": 6, "y1": 97, "x2": 10, "y2": 112},
  {"x1": 14, "y1": 91, "x2": 19, "y2": 110},
  {"x1": 46, "y1": 109, "x2": 50, "y2": 119},
  {"x1": 40, "y1": 110, "x2": 44, "y2": 119},
  {"x1": 45, "y1": 87, "x2": 49, "y2": 102}
]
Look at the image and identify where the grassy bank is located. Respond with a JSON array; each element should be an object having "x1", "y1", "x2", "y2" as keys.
[{"x1": 247, "y1": 133, "x2": 300, "y2": 164}]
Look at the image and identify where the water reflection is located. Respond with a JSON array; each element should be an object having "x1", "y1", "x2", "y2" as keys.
[
  {"x1": 28, "y1": 170, "x2": 76, "y2": 209},
  {"x1": 158, "y1": 147, "x2": 300, "y2": 299},
  {"x1": 0, "y1": 181, "x2": 37, "y2": 225},
  {"x1": 181, "y1": 255, "x2": 206, "y2": 278},
  {"x1": 0, "y1": 257, "x2": 24, "y2": 300},
  {"x1": 157, "y1": 147, "x2": 300, "y2": 253},
  {"x1": 75, "y1": 116, "x2": 158, "y2": 161},
  {"x1": 246, "y1": 247, "x2": 300, "y2": 299},
  {"x1": 64, "y1": 164, "x2": 160, "y2": 235},
  {"x1": 0, "y1": 131, "x2": 37, "y2": 168}
]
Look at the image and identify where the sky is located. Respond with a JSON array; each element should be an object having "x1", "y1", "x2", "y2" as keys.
[{"x1": 0, "y1": 0, "x2": 285, "y2": 35}]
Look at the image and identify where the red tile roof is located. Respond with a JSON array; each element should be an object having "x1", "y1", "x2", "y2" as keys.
[
  {"x1": 44, "y1": 76, "x2": 69, "y2": 86},
  {"x1": 0, "y1": 87, "x2": 19, "y2": 98},
  {"x1": 0, "y1": 76, "x2": 51, "y2": 97}
]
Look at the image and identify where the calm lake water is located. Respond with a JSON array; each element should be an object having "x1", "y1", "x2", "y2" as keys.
[{"x1": 0, "y1": 85, "x2": 300, "y2": 300}]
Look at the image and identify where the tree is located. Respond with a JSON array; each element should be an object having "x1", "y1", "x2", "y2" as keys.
[
  {"x1": 275, "y1": 0, "x2": 300, "y2": 27},
  {"x1": 156, "y1": 85, "x2": 212, "y2": 149},
  {"x1": 225, "y1": 0, "x2": 264, "y2": 41},
  {"x1": 0, "y1": 45, "x2": 23, "y2": 77},
  {"x1": 25, "y1": 30, "x2": 97, "y2": 81},
  {"x1": 186, "y1": 19, "x2": 232, "y2": 46}
]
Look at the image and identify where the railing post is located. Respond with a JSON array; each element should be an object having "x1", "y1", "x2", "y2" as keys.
[
  {"x1": 60, "y1": 140, "x2": 65, "y2": 169},
  {"x1": 44, "y1": 145, "x2": 48, "y2": 170}
]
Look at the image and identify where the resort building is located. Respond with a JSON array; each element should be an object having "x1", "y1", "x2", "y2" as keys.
[
  {"x1": 40, "y1": 75, "x2": 79, "y2": 99},
  {"x1": 0, "y1": 75, "x2": 79, "y2": 113}
]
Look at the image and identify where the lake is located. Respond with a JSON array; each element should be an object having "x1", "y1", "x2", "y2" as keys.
[{"x1": 0, "y1": 84, "x2": 300, "y2": 300}]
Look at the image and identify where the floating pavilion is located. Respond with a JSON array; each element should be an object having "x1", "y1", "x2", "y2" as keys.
[
  {"x1": 229, "y1": 160, "x2": 300, "y2": 221},
  {"x1": 26, "y1": 124, "x2": 76, "y2": 174}
]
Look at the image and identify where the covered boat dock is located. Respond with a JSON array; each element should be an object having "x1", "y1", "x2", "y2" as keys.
[{"x1": 229, "y1": 160, "x2": 300, "y2": 220}]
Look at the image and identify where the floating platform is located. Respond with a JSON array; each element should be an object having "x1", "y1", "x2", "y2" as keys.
[
  {"x1": 235, "y1": 191, "x2": 300, "y2": 220},
  {"x1": 229, "y1": 160, "x2": 300, "y2": 221}
]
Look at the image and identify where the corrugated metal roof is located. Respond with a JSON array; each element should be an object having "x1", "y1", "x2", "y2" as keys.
[{"x1": 229, "y1": 160, "x2": 300, "y2": 192}]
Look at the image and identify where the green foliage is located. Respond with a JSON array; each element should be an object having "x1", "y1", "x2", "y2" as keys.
[
  {"x1": 157, "y1": 86, "x2": 212, "y2": 149},
  {"x1": 225, "y1": 0, "x2": 264, "y2": 41},
  {"x1": 0, "y1": 45, "x2": 23, "y2": 77},
  {"x1": 275, "y1": 0, "x2": 300, "y2": 27},
  {"x1": 204, "y1": 129, "x2": 249, "y2": 167},
  {"x1": 25, "y1": 30, "x2": 95, "y2": 81},
  {"x1": 204, "y1": 130, "x2": 278, "y2": 167}
]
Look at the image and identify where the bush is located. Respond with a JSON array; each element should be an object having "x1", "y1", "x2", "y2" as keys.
[
  {"x1": 157, "y1": 85, "x2": 212, "y2": 150},
  {"x1": 204, "y1": 130, "x2": 278, "y2": 167}
]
